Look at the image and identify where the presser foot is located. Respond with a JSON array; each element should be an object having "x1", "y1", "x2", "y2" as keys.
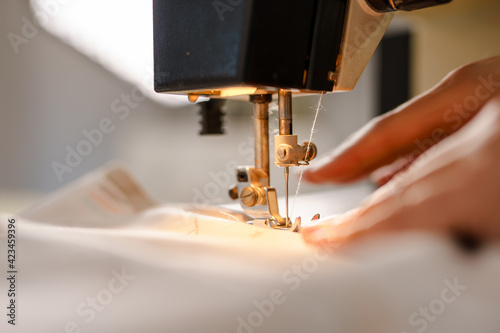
[
  {"x1": 230, "y1": 167, "x2": 321, "y2": 232},
  {"x1": 251, "y1": 213, "x2": 320, "y2": 232},
  {"x1": 252, "y1": 216, "x2": 301, "y2": 232}
]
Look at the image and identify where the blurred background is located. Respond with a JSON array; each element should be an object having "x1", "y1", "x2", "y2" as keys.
[{"x1": 1, "y1": 0, "x2": 500, "y2": 213}]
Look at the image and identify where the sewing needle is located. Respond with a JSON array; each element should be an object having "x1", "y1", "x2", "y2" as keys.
[{"x1": 285, "y1": 166, "x2": 289, "y2": 226}]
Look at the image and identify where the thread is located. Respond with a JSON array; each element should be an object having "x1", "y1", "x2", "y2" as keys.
[{"x1": 290, "y1": 93, "x2": 324, "y2": 218}]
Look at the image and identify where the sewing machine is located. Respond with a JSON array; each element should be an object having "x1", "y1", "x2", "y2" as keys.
[{"x1": 153, "y1": 0, "x2": 451, "y2": 231}]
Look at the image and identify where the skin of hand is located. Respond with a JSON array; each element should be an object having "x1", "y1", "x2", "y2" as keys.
[{"x1": 302, "y1": 56, "x2": 500, "y2": 246}]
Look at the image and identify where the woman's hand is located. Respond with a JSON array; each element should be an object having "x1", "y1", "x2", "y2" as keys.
[{"x1": 302, "y1": 56, "x2": 500, "y2": 246}]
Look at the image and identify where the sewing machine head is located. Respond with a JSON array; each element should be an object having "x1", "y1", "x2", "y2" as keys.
[{"x1": 153, "y1": 0, "x2": 451, "y2": 230}]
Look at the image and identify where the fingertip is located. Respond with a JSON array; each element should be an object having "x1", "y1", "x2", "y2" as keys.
[
  {"x1": 302, "y1": 225, "x2": 329, "y2": 244},
  {"x1": 303, "y1": 152, "x2": 362, "y2": 184},
  {"x1": 302, "y1": 169, "x2": 323, "y2": 183},
  {"x1": 302, "y1": 223, "x2": 346, "y2": 244},
  {"x1": 303, "y1": 169, "x2": 361, "y2": 184},
  {"x1": 302, "y1": 164, "x2": 341, "y2": 183},
  {"x1": 302, "y1": 208, "x2": 368, "y2": 244}
]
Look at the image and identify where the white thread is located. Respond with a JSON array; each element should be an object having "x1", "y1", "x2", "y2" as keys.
[{"x1": 291, "y1": 93, "x2": 324, "y2": 218}]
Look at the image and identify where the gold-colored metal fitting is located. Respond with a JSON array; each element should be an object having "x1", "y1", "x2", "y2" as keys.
[
  {"x1": 274, "y1": 136, "x2": 317, "y2": 167},
  {"x1": 240, "y1": 186, "x2": 265, "y2": 207}
]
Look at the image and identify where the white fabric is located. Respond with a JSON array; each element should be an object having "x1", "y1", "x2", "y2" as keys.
[{"x1": 1, "y1": 166, "x2": 499, "y2": 333}]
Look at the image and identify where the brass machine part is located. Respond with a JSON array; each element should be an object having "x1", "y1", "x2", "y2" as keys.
[
  {"x1": 275, "y1": 136, "x2": 318, "y2": 167},
  {"x1": 275, "y1": 90, "x2": 317, "y2": 168},
  {"x1": 239, "y1": 94, "x2": 272, "y2": 213},
  {"x1": 229, "y1": 94, "x2": 289, "y2": 228},
  {"x1": 229, "y1": 91, "x2": 317, "y2": 231},
  {"x1": 251, "y1": 94, "x2": 271, "y2": 185},
  {"x1": 275, "y1": 90, "x2": 317, "y2": 225},
  {"x1": 279, "y1": 90, "x2": 293, "y2": 136}
]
